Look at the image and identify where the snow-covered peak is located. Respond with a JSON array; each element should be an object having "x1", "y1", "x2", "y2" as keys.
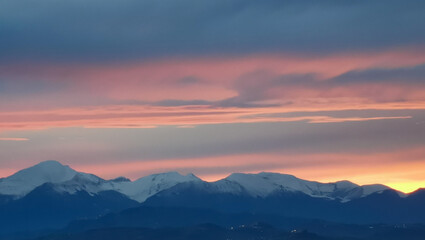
[
  {"x1": 51, "y1": 172, "x2": 107, "y2": 195},
  {"x1": 224, "y1": 172, "x2": 303, "y2": 197},
  {"x1": 0, "y1": 161, "x2": 399, "y2": 203},
  {"x1": 0, "y1": 161, "x2": 203, "y2": 202},
  {"x1": 334, "y1": 180, "x2": 359, "y2": 189},
  {"x1": 135, "y1": 171, "x2": 200, "y2": 183},
  {"x1": 107, "y1": 171, "x2": 201, "y2": 202},
  {"x1": 360, "y1": 184, "x2": 391, "y2": 196},
  {"x1": 62, "y1": 172, "x2": 105, "y2": 187},
  {"x1": 225, "y1": 172, "x2": 324, "y2": 196},
  {"x1": 0, "y1": 160, "x2": 78, "y2": 196},
  {"x1": 222, "y1": 172, "x2": 378, "y2": 201}
]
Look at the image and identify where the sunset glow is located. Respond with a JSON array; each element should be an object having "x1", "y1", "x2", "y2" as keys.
[{"x1": 1, "y1": 0, "x2": 425, "y2": 195}]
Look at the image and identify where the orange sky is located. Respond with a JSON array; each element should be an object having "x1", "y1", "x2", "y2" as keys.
[{"x1": 1, "y1": 49, "x2": 425, "y2": 194}]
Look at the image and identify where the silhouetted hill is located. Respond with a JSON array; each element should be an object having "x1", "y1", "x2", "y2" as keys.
[
  {"x1": 0, "y1": 183, "x2": 139, "y2": 234},
  {"x1": 143, "y1": 183, "x2": 425, "y2": 224}
]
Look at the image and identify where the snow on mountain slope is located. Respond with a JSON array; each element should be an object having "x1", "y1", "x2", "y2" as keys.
[
  {"x1": 358, "y1": 184, "x2": 406, "y2": 198},
  {"x1": 51, "y1": 172, "x2": 108, "y2": 195},
  {"x1": 46, "y1": 171, "x2": 201, "y2": 202},
  {"x1": 0, "y1": 161, "x2": 202, "y2": 202},
  {"x1": 52, "y1": 171, "x2": 201, "y2": 202},
  {"x1": 218, "y1": 172, "x2": 392, "y2": 201},
  {"x1": 0, "y1": 161, "x2": 400, "y2": 202},
  {"x1": 104, "y1": 172, "x2": 202, "y2": 202},
  {"x1": 360, "y1": 184, "x2": 391, "y2": 196},
  {"x1": 0, "y1": 160, "x2": 78, "y2": 197}
]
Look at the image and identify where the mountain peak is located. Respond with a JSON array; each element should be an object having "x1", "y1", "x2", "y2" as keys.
[
  {"x1": 136, "y1": 171, "x2": 201, "y2": 182},
  {"x1": 35, "y1": 160, "x2": 65, "y2": 167},
  {"x1": 22, "y1": 160, "x2": 78, "y2": 176},
  {"x1": 224, "y1": 172, "x2": 303, "y2": 197},
  {"x1": 0, "y1": 160, "x2": 78, "y2": 196},
  {"x1": 18, "y1": 160, "x2": 77, "y2": 178},
  {"x1": 334, "y1": 180, "x2": 358, "y2": 189},
  {"x1": 359, "y1": 184, "x2": 393, "y2": 197},
  {"x1": 0, "y1": 163, "x2": 401, "y2": 203},
  {"x1": 223, "y1": 172, "x2": 385, "y2": 201},
  {"x1": 116, "y1": 171, "x2": 201, "y2": 202}
]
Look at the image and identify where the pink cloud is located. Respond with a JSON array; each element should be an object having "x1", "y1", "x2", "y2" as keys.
[
  {"x1": 0, "y1": 47, "x2": 424, "y2": 131},
  {"x1": 0, "y1": 103, "x2": 419, "y2": 131},
  {"x1": 0, "y1": 137, "x2": 29, "y2": 141},
  {"x1": 2, "y1": 47, "x2": 425, "y2": 105}
]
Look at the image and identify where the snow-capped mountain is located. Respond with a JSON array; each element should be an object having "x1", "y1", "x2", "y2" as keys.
[
  {"x1": 0, "y1": 161, "x2": 202, "y2": 202},
  {"x1": 51, "y1": 171, "x2": 201, "y2": 202},
  {"x1": 2, "y1": 160, "x2": 424, "y2": 235},
  {"x1": 220, "y1": 172, "x2": 358, "y2": 198},
  {"x1": 0, "y1": 160, "x2": 78, "y2": 197},
  {"x1": 0, "y1": 160, "x2": 402, "y2": 203},
  {"x1": 214, "y1": 172, "x2": 401, "y2": 201},
  {"x1": 103, "y1": 172, "x2": 201, "y2": 202}
]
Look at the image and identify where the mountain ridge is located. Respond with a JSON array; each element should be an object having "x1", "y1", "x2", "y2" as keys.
[
  {"x1": 1, "y1": 161, "x2": 425, "y2": 236},
  {"x1": 0, "y1": 160, "x2": 409, "y2": 202}
]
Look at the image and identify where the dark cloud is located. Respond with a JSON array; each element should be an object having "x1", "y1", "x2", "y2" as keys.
[
  {"x1": 0, "y1": 79, "x2": 68, "y2": 96},
  {"x1": 214, "y1": 97, "x2": 281, "y2": 108},
  {"x1": 214, "y1": 63, "x2": 425, "y2": 107},
  {"x1": 1, "y1": 0, "x2": 424, "y2": 62},
  {"x1": 175, "y1": 76, "x2": 205, "y2": 86},
  {"x1": 212, "y1": 71, "x2": 315, "y2": 107},
  {"x1": 153, "y1": 99, "x2": 212, "y2": 107},
  {"x1": 332, "y1": 64, "x2": 425, "y2": 84},
  {"x1": 240, "y1": 109, "x2": 421, "y2": 121}
]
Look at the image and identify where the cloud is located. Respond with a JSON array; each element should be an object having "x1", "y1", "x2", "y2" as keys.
[
  {"x1": 2, "y1": 48, "x2": 425, "y2": 111},
  {"x1": 1, "y1": 0, "x2": 425, "y2": 62},
  {"x1": 1, "y1": 109, "x2": 424, "y2": 166},
  {"x1": 307, "y1": 116, "x2": 411, "y2": 123},
  {"x1": 218, "y1": 66, "x2": 425, "y2": 106},
  {"x1": 0, "y1": 137, "x2": 29, "y2": 141},
  {"x1": 332, "y1": 64, "x2": 425, "y2": 84},
  {"x1": 153, "y1": 99, "x2": 212, "y2": 107},
  {"x1": 0, "y1": 103, "x2": 422, "y2": 132}
]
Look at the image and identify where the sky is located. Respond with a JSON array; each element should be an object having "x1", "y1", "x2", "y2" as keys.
[{"x1": 1, "y1": 0, "x2": 425, "y2": 193}]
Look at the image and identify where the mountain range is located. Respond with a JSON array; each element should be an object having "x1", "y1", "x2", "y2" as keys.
[
  {"x1": 0, "y1": 160, "x2": 400, "y2": 203},
  {"x1": 1, "y1": 160, "x2": 425, "y2": 240}
]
